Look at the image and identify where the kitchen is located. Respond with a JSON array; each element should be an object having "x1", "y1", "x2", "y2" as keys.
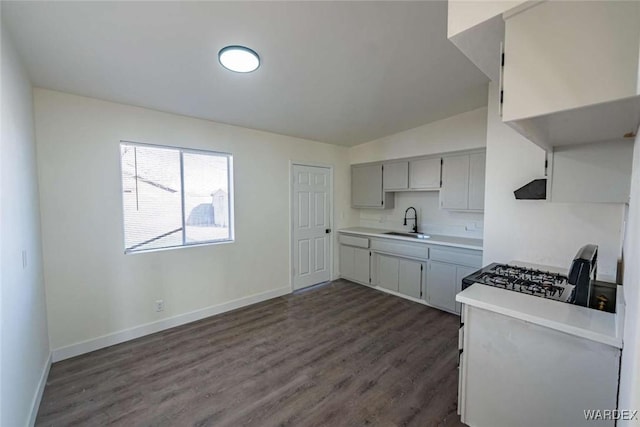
[
  {"x1": 339, "y1": 1, "x2": 639, "y2": 425},
  {"x1": 2, "y1": 1, "x2": 639, "y2": 426}
]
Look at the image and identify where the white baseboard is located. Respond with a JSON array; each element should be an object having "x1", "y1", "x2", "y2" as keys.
[
  {"x1": 28, "y1": 352, "x2": 52, "y2": 427},
  {"x1": 52, "y1": 286, "x2": 291, "y2": 362}
]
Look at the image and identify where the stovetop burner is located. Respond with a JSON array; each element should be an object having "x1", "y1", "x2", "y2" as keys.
[{"x1": 462, "y1": 263, "x2": 575, "y2": 303}]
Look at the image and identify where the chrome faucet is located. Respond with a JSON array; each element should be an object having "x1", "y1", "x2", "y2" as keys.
[{"x1": 403, "y1": 207, "x2": 418, "y2": 233}]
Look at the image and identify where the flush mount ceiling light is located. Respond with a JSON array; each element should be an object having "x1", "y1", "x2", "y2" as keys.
[{"x1": 218, "y1": 45, "x2": 260, "y2": 73}]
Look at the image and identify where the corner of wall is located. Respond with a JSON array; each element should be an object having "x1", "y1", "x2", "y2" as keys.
[
  {"x1": 1, "y1": 24, "x2": 51, "y2": 427},
  {"x1": 618, "y1": 127, "x2": 640, "y2": 421}
]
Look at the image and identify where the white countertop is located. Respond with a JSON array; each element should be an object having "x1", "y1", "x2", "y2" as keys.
[
  {"x1": 456, "y1": 284, "x2": 624, "y2": 348},
  {"x1": 338, "y1": 227, "x2": 483, "y2": 251}
]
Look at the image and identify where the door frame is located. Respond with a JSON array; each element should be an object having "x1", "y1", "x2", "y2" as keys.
[{"x1": 289, "y1": 161, "x2": 335, "y2": 292}]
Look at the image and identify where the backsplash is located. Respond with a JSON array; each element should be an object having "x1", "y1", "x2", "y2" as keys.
[{"x1": 358, "y1": 192, "x2": 484, "y2": 239}]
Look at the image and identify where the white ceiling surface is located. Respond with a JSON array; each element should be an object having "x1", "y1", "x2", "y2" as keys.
[{"x1": 2, "y1": 1, "x2": 489, "y2": 146}]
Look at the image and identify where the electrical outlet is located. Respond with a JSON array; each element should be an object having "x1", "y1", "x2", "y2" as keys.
[{"x1": 155, "y1": 299, "x2": 164, "y2": 312}]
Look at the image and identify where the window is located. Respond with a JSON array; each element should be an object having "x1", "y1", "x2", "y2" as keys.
[{"x1": 120, "y1": 142, "x2": 233, "y2": 253}]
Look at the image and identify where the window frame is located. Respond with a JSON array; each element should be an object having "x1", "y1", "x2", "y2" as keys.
[{"x1": 119, "y1": 140, "x2": 234, "y2": 254}]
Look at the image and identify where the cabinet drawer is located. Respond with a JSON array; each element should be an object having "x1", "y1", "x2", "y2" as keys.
[
  {"x1": 339, "y1": 234, "x2": 369, "y2": 249},
  {"x1": 371, "y1": 240, "x2": 428, "y2": 259},
  {"x1": 430, "y1": 247, "x2": 482, "y2": 268}
]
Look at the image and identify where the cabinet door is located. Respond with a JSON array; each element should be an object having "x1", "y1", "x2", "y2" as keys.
[
  {"x1": 354, "y1": 248, "x2": 371, "y2": 284},
  {"x1": 441, "y1": 155, "x2": 470, "y2": 210},
  {"x1": 455, "y1": 266, "x2": 478, "y2": 314},
  {"x1": 468, "y1": 152, "x2": 486, "y2": 211},
  {"x1": 339, "y1": 245, "x2": 355, "y2": 281},
  {"x1": 409, "y1": 158, "x2": 441, "y2": 189},
  {"x1": 427, "y1": 260, "x2": 457, "y2": 312},
  {"x1": 352, "y1": 164, "x2": 383, "y2": 208},
  {"x1": 550, "y1": 141, "x2": 634, "y2": 204},
  {"x1": 383, "y1": 162, "x2": 409, "y2": 191},
  {"x1": 377, "y1": 254, "x2": 400, "y2": 292},
  {"x1": 502, "y1": 1, "x2": 640, "y2": 122},
  {"x1": 399, "y1": 259, "x2": 423, "y2": 299}
]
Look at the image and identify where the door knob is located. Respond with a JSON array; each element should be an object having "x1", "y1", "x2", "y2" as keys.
[{"x1": 326, "y1": 228, "x2": 332, "y2": 234}]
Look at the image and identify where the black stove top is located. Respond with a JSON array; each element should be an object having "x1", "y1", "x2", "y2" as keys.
[{"x1": 462, "y1": 263, "x2": 575, "y2": 303}]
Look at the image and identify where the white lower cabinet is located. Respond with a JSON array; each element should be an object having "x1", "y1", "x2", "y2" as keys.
[
  {"x1": 459, "y1": 304, "x2": 620, "y2": 427},
  {"x1": 428, "y1": 261, "x2": 478, "y2": 314},
  {"x1": 339, "y1": 245, "x2": 355, "y2": 279},
  {"x1": 377, "y1": 254, "x2": 400, "y2": 291},
  {"x1": 340, "y1": 245, "x2": 370, "y2": 284},
  {"x1": 426, "y1": 260, "x2": 458, "y2": 313},
  {"x1": 398, "y1": 259, "x2": 423, "y2": 299},
  {"x1": 339, "y1": 232, "x2": 481, "y2": 314},
  {"x1": 374, "y1": 253, "x2": 424, "y2": 298},
  {"x1": 353, "y1": 248, "x2": 370, "y2": 284}
]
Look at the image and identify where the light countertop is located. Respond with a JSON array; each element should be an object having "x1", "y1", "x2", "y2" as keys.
[
  {"x1": 338, "y1": 227, "x2": 483, "y2": 251},
  {"x1": 456, "y1": 284, "x2": 624, "y2": 348}
]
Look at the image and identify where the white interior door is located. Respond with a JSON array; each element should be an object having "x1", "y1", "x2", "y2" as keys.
[{"x1": 292, "y1": 165, "x2": 331, "y2": 290}]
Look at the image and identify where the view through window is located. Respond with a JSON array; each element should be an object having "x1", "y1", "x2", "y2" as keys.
[{"x1": 120, "y1": 142, "x2": 233, "y2": 253}]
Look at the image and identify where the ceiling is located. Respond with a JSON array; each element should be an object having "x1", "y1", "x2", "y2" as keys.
[{"x1": 2, "y1": 1, "x2": 489, "y2": 146}]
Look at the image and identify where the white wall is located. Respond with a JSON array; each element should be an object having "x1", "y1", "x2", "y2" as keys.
[
  {"x1": 349, "y1": 107, "x2": 487, "y2": 164},
  {"x1": 350, "y1": 107, "x2": 487, "y2": 238},
  {"x1": 1, "y1": 26, "x2": 50, "y2": 426},
  {"x1": 619, "y1": 129, "x2": 640, "y2": 424},
  {"x1": 34, "y1": 89, "x2": 354, "y2": 354},
  {"x1": 483, "y1": 82, "x2": 625, "y2": 281}
]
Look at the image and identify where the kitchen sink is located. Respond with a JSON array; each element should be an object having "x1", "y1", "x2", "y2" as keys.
[{"x1": 384, "y1": 231, "x2": 430, "y2": 239}]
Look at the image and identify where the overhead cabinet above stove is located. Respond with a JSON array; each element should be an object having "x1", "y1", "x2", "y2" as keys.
[
  {"x1": 549, "y1": 140, "x2": 634, "y2": 204},
  {"x1": 448, "y1": 0, "x2": 640, "y2": 151},
  {"x1": 500, "y1": 0, "x2": 640, "y2": 150}
]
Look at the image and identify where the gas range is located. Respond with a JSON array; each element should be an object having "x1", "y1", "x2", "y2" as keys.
[{"x1": 462, "y1": 263, "x2": 575, "y2": 303}]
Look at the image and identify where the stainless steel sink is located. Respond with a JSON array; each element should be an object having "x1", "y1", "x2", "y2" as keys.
[{"x1": 384, "y1": 231, "x2": 430, "y2": 239}]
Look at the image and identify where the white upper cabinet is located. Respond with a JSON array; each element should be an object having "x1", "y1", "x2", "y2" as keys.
[
  {"x1": 409, "y1": 158, "x2": 441, "y2": 190},
  {"x1": 448, "y1": 0, "x2": 640, "y2": 150},
  {"x1": 352, "y1": 164, "x2": 382, "y2": 207},
  {"x1": 502, "y1": 1, "x2": 640, "y2": 123},
  {"x1": 441, "y1": 155, "x2": 470, "y2": 210},
  {"x1": 441, "y1": 151, "x2": 486, "y2": 211},
  {"x1": 468, "y1": 152, "x2": 486, "y2": 210},
  {"x1": 500, "y1": 1, "x2": 640, "y2": 149},
  {"x1": 381, "y1": 158, "x2": 441, "y2": 192},
  {"x1": 352, "y1": 150, "x2": 482, "y2": 210},
  {"x1": 383, "y1": 161, "x2": 409, "y2": 191},
  {"x1": 351, "y1": 163, "x2": 394, "y2": 209},
  {"x1": 550, "y1": 140, "x2": 634, "y2": 204}
]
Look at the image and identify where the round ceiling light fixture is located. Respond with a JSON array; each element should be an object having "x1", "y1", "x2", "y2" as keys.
[{"x1": 218, "y1": 45, "x2": 260, "y2": 73}]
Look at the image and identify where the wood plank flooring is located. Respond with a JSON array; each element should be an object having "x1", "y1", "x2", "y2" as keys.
[{"x1": 36, "y1": 280, "x2": 464, "y2": 427}]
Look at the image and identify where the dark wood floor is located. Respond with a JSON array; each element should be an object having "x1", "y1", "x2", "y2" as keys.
[{"x1": 36, "y1": 280, "x2": 464, "y2": 426}]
